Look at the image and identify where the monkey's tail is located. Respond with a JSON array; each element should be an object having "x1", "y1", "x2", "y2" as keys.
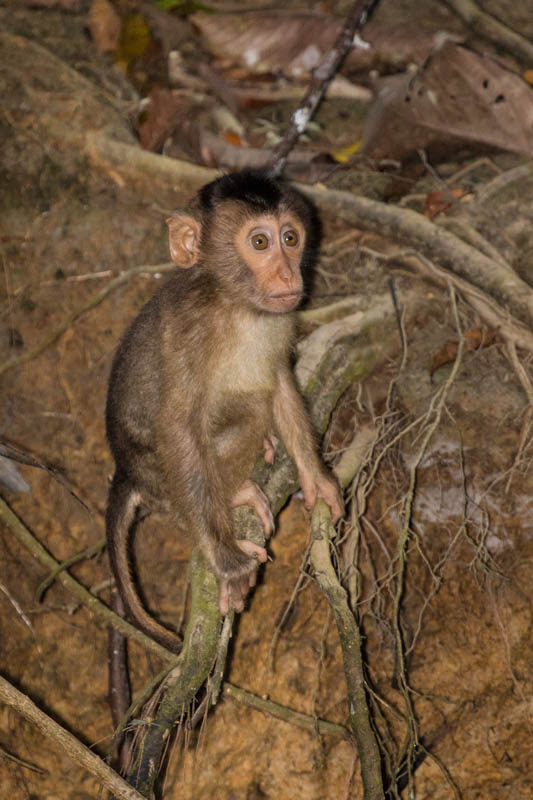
[{"x1": 106, "y1": 474, "x2": 182, "y2": 654}]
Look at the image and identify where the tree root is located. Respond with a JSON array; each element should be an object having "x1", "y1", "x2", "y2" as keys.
[{"x1": 300, "y1": 182, "x2": 533, "y2": 332}]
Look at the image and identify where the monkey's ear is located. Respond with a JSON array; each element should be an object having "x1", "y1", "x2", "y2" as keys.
[{"x1": 166, "y1": 215, "x2": 201, "y2": 268}]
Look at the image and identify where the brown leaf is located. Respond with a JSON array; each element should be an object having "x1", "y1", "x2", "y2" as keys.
[
  {"x1": 363, "y1": 42, "x2": 533, "y2": 161},
  {"x1": 192, "y1": 11, "x2": 445, "y2": 77},
  {"x1": 138, "y1": 88, "x2": 194, "y2": 153},
  {"x1": 430, "y1": 327, "x2": 497, "y2": 376},
  {"x1": 424, "y1": 188, "x2": 466, "y2": 219},
  {"x1": 88, "y1": 0, "x2": 122, "y2": 54},
  {"x1": 224, "y1": 130, "x2": 243, "y2": 147}
]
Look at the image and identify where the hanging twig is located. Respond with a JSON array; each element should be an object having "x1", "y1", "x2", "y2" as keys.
[
  {"x1": 309, "y1": 432, "x2": 386, "y2": 800},
  {"x1": 267, "y1": 0, "x2": 379, "y2": 176}
]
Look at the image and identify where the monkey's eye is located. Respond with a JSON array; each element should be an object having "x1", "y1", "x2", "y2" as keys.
[
  {"x1": 282, "y1": 229, "x2": 299, "y2": 247},
  {"x1": 251, "y1": 233, "x2": 269, "y2": 250}
]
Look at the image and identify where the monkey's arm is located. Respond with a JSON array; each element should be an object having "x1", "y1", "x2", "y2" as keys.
[{"x1": 273, "y1": 367, "x2": 344, "y2": 522}]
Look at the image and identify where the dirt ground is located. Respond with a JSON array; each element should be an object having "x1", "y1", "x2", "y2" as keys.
[{"x1": 1, "y1": 1, "x2": 533, "y2": 799}]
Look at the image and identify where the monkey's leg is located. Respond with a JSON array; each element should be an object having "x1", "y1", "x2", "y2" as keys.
[{"x1": 106, "y1": 475, "x2": 181, "y2": 652}]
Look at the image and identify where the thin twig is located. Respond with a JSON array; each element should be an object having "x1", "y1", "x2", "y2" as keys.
[
  {"x1": 268, "y1": 0, "x2": 379, "y2": 175},
  {"x1": 222, "y1": 683, "x2": 349, "y2": 739},
  {"x1": 444, "y1": 0, "x2": 533, "y2": 64},
  {"x1": 36, "y1": 536, "x2": 106, "y2": 601},
  {"x1": 0, "y1": 744, "x2": 45, "y2": 774},
  {"x1": 208, "y1": 613, "x2": 234, "y2": 706},
  {"x1": 0, "y1": 439, "x2": 90, "y2": 511}
]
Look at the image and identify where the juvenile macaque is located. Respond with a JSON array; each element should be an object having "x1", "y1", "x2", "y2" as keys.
[{"x1": 106, "y1": 169, "x2": 343, "y2": 650}]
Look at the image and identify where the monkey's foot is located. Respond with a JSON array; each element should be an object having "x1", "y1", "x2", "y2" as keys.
[
  {"x1": 231, "y1": 479, "x2": 274, "y2": 537},
  {"x1": 218, "y1": 539, "x2": 268, "y2": 615}
]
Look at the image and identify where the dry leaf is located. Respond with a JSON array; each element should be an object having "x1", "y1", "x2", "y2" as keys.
[
  {"x1": 138, "y1": 88, "x2": 191, "y2": 152},
  {"x1": 192, "y1": 11, "x2": 448, "y2": 77},
  {"x1": 424, "y1": 188, "x2": 466, "y2": 219},
  {"x1": 430, "y1": 327, "x2": 497, "y2": 376},
  {"x1": 224, "y1": 130, "x2": 243, "y2": 147},
  {"x1": 363, "y1": 42, "x2": 533, "y2": 161},
  {"x1": 88, "y1": 0, "x2": 121, "y2": 54}
]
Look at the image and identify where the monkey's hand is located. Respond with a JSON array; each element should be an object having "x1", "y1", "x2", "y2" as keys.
[
  {"x1": 217, "y1": 539, "x2": 268, "y2": 615},
  {"x1": 299, "y1": 469, "x2": 344, "y2": 524},
  {"x1": 231, "y1": 479, "x2": 274, "y2": 537}
]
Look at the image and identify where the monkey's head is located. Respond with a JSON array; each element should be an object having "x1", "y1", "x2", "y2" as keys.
[{"x1": 166, "y1": 169, "x2": 319, "y2": 314}]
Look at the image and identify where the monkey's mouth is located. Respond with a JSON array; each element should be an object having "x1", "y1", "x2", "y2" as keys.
[
  {"x1": 267, "y1": 291, "x2": 302, "y2": 310},
  {"x1": 270, "y1": 291, "x2": 301, "y2": 300}
]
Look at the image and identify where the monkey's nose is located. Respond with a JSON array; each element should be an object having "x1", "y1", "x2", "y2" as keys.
[{"x1": 277, "y1": 255, "x2": 294, "y2": 285}]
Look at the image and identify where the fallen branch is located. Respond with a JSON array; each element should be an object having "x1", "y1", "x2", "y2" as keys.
[
  {"x1": 360, "y1": 247, "x2": 533, "y2": 354},
  {"x1": 0, "y1": 675, "x2": 146, "y2": 800}
]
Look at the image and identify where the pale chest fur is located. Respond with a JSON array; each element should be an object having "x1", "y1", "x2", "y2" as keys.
[{"x1": 210, "y1": 311, "x2": 294, "y2": 398}]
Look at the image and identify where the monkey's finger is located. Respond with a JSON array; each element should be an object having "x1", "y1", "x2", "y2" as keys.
[
  {"x1": 236, "y1": 540, "x2": 268, "y2": 562},
  {"x1": 231, "y1": 481, "x2": 274, "y2": 535},
  {"x1": 258, "y1": 505, "x2": 274, "y2": 537},
  {"x1": 301, "y1": 481, "x2": 318, "y2": 511},
  {"x1": 229, "y1": 582, "x2": 245, "y2": 613},
  {"x1": 263, "y1": 438, "x2": 275, "y2": 464},
  {"x1": 219, "y1": 583, "x2": 230, "y2": 616}
]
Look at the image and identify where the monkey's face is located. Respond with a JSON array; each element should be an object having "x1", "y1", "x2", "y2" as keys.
[{"x1": 233, "y1": 213, "x2": 305, "y2": 314}]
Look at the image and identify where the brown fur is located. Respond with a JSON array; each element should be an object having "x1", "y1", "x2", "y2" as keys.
[{"x1": 105, "y1": 169, "x2": 342, "y2": 649}]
